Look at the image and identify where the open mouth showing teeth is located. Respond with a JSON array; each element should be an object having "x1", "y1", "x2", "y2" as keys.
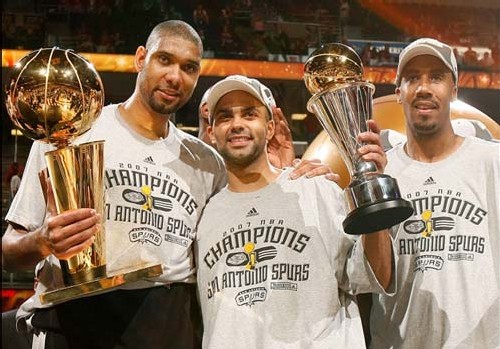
[{"x1": 228, "y1": 136, "x2": 252, "y2": 144}]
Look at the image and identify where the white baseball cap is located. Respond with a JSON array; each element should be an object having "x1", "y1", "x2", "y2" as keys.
[
  {"x1": 396, "y1": 38, "x2": 458, "y2": 86},
  {"x1": 207, "y1": 75, "x2": 276, "y2": 122}
]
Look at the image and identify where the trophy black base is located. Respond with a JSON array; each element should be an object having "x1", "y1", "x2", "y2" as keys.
[
  {"x1": 40, "y1": 263, "x2": 163, "y2": 305},
  {"x1": 343, "y1": 199, "x2": 414, "y2": 235}
]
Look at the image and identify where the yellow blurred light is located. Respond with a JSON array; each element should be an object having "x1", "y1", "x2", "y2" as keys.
[{"x1": 292, "y1": 113, "x2": 307, "y2": 121}]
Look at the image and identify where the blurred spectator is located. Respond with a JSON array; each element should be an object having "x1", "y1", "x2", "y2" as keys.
[
  {"x1": 304, "y1": 25, "x2": 319, "y2": 49},
  {"x1": 2, "y1": 14, "x2": 17, "y2": 48},
  {"x1": 193, "y1": 3, "x2": 211, "y2": 48},
  {"x1": 10, "y1": 168, "x2": 23, "y2": 201},
  {"x1": 193, "y1": 3, "x2": 209, "y2": 32},
  {"x1": 5, "y1": 162, "x2": 24, "y2": 201},
  {"x1": 95, "y1": 30, "x2": 115, "y2": 53},
  {"x1": 165, "y1": 4, "x2": 183, "y2": 20},
  {"x1": 251, "y1": 10, "x2": 265, "y2": 34},
  {"x1": 479, "y1": 51, "x2": 494, "y2": 69},
  {"x1": 113, "y1": 31, "x2": 128, "y2": 53},
  {"x1": 77, "y1": 32, "x2": 96, "y2": 53},
  {"x1": 463, "y1": 45, "x2": 478, "y2": 67},
  {"x1": 247, "y1": 32, "x2": 269, "y2": 60},
  {"x1": 5, "y1": 162, "x2": 20, "y2": 187},
  {"x1": 263, "y1": 29, "x2": 280, "y2": 58},
  {"x1": 263, "y1": 24, "x2": 290, "y2": 61},
  {"x1": 219, "y1": 23, "x2": 238, "y2": 52},
  {"x1": 361, "y1": 42, "x2": 372, "y2": 66},
  {"x1": 339, "y1": 0, "x2": 350, "y2": 35},
  {"x1": 490, "y1": 40, "x2": 500, "y2": 69},
  {"x1": 370, "y1": 46, "x2": 380, "y2": 66},
  {"x1": 379, "y1": 44, "x2": 393, "y2": 65}
]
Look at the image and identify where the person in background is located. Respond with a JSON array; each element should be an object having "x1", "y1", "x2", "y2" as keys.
[
  {"x1": 196, "y1": 74, "x2": 395, "y2": 349},
  {"x1": 368, "y1": 37, "x2": 500, "y2": 349},
  {"x1": 9, "y1": 166, "x2": 22, "y2": 200},
  {"x1": 197, "y1": 87, "x2": 212, "y2": 144}
]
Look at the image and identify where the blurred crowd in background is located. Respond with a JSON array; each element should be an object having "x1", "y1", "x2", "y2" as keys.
[{"x1": 2, "y1": 0, "x2": 499, "y2": 70}]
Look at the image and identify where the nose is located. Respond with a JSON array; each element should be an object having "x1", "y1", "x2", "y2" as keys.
[
  {"x1": 415, "y1": 76, "x2": 432, "y2": 97},
  {"x1": 164, "y1": 64, "x2": 181, "y2": 86},
  {"x1": 229, "y1": 114, "x2": 245, "y2": 131}
]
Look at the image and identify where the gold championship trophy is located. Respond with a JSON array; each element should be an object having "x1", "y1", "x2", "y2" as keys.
[
  {"x1": 5, "y1": 47, "x2": 162, "y2": 304},
  {"x1": 304, "y1": 43, "x2": 413, "y2": 234}
]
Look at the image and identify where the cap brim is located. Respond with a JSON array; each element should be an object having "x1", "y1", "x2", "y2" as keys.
[
  {"x1": 207, "y1": 80, "x2": 268, "y2": 120},
  {"x1": 397, "y1": 45, "x2": 455, "y2": 85}
]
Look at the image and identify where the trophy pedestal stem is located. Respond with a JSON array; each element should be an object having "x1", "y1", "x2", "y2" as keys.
[
  {"x1": 343, "y1": 174, "x2": 413, "y2": 234},
  {"x1": 40, "y1": 263, "x2": 163, "y2": 305}
]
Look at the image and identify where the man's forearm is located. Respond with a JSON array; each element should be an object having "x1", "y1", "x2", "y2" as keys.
[
  {"x1": 2, "y1": 224, "x2": 49, "y2": 271},
  {"x1": 361, "y1": 230, "x2": 393, "y2": 290}
]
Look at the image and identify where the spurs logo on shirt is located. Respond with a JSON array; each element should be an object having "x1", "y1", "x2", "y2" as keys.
[
  {"x1": 398, "y1": 187, "x2": 487, "y2": 272},
  {"x1": 104, "y1": 162, "x2": 199, "y2": 247},
  {"x1": 204, "y1": 219, "x2": 311, "y2": 306}
]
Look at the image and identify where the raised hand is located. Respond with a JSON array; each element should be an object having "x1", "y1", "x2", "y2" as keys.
[
  {"x1": 289, "y1": 158, "x2": 341, "y2": 183},
  {"x1": 267, "y1": 107, "x2": 296, "y2": 168},
  {"x1": 356, "y1": 119, "x2": 387, "y2": 173}
]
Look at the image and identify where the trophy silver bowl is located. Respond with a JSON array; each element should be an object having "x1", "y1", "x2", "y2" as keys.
[{"x1": 304, "y1": 43, "x2": 413, "y2": 234}]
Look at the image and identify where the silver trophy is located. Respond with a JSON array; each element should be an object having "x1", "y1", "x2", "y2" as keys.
[{"x1": 304, "y1": 43, "x2": 413, "y2": 234}]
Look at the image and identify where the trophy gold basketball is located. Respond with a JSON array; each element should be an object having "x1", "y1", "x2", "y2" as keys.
[
  {"x1": 304, "y1": 43, "x2": 413, "y2": 234},
  {"x1": 5, "y1": 47, "x2": 161, "y2": 304}
]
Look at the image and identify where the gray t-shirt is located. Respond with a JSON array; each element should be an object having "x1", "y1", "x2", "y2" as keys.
[
  {"x1": 196, "y1": 168, "x2": 390, "y2": 349},
  {"x1": 370, "y1": 136, "x2": 500, "y2": 349},
  {"x1": 7, "y1": 104, "x2": 226, "y2": 313}
]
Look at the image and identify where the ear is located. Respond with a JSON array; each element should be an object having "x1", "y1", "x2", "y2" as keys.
[
  {"x1": 452, "y1": 85, "x2": 458, "y2": 101},
  {"x1": 207, "y1": 125, "x2": 216, "y2": 145},
  {"x1": 266, "y1": 119, "x2": 275, "y2": 141},
  {"x1": 395, "y1": 87, "x2": 402, "y2": 103},
  {"x1": 135, "y1": 46, "x2": 147, "y2": 72}
]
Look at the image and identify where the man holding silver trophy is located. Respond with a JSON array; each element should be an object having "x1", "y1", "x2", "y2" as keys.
[
  {"x1": 366, "y1": 38, "x2": 500, "y2": 348},
  {"x1": 195, "y1": 74, "x2": 395, "y2": 348}
]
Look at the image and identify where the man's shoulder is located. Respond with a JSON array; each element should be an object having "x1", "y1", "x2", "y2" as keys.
[
  {"x1": 198, "y1": 187, "x2": 230, "y2": 218},
  {"x1": 457, "y1": 136, "x2": 499, "y2": 162},
  {"x1": 467, "y1": 135, "x2": 500, "y2": 149},
  {"x1": 93, "y1": 104, "x2": 117, "y2": 127},
  {"x1": 172, "y1": 125, "x2": 224, "y2": 161}
]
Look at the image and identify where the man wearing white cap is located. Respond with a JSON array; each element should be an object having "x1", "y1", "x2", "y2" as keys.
[
  {"x1": 368, "y1": 38, "x2": 500, "y2": 348},
  {"x1": 196, "y1": 75, "x2": 395, "y2": 348},
  {"x1": 197, "y1": 84, "x2": 297, "y2": 169}
]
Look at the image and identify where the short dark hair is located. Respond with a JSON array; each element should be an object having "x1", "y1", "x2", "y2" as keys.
[{"x1": 146, "y1": 20, "x2": 203, "y2": 53}]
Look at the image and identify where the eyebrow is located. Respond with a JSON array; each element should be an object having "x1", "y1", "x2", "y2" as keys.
[
  {"x1": 215, "y1": 105, "x2": 263, "y2": 114},
  {"x1": 153, "y1": 50, "x2": 201, "y2": 67}
]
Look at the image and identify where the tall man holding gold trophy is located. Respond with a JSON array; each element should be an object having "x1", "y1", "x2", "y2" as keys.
[{"x1": 3, "y1": 21, "x2": 227, "y2": 348}]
